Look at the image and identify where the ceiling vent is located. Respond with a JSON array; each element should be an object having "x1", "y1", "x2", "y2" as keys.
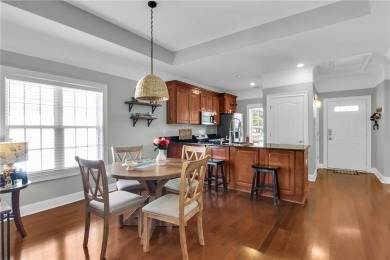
[{"x1": 329, "y1": 53, "x2": 372, "y2": 74}]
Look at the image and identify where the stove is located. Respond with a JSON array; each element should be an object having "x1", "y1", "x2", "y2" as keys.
[{"x1": 194, "y1": 134, "x2": 224, "y2": 145}]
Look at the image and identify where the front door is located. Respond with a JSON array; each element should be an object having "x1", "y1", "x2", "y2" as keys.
[{"x1": 325, "y1": 97, "x2": 369, "y2": 171}]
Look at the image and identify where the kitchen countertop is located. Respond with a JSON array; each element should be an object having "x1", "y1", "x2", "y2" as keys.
[{"x1": 170, "y1": 140, "x2": 310, "y2": 151}]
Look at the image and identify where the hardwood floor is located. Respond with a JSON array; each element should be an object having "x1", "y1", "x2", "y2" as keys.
[{"x1": 7, "y1": 169, "x2": 390, "y2": 259}]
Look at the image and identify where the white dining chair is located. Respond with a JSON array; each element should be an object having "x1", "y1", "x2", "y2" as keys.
[
  {"x1": 111, "y1": 146, "x2": 144, "y2": 193},
  {"x1": 164, "y1": 145, "x2": 207, "y2": 194},
  {"x1": 75, "y1": 156, "x2": 146, "y2": 260},
  {"x1": 142, "y1": 155, "x2": 210, "y2": 260}
]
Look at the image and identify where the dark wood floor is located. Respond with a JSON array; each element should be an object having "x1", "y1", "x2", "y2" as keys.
[{"x1": 7, "y1": 169, "x2": 390, "y2": 260}]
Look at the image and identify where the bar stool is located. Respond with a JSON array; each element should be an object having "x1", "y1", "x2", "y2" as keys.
[
  {"x1": 250, "y1": 164, "x2": 280, "y2": 205},
  {"x1": 206, "y1": 159, "x2": 227, "y2": 191},
  {"x1": 1, "y1": 201, "x2": 12, "y2": 260}
]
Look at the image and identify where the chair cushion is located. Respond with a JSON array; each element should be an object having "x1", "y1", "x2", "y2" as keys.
[
  {"x1": 90, "y1": 191, "x2": 145, "y2": 214},
  {"x1": 164, "y1": 178, "x2": 199, "y2": 192},
  {"x1": 142, "y1": 194, "x2": 198, "y2": 219},
  {"x1": 116, "y1": 180, "x2": 143, "y2": 192}
]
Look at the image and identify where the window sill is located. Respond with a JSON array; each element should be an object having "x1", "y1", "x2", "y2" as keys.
[{"x1": 28, "y1": 168, "x2": 80, "y2": 183}]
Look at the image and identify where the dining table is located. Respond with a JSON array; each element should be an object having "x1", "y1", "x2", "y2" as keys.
[{"x1": 106, "y1": 158, "x2": 185, "y2": 201}]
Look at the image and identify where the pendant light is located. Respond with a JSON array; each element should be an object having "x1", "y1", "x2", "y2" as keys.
[{"x1": 134, "y1": 1, "x2": 169, "y2": 102}]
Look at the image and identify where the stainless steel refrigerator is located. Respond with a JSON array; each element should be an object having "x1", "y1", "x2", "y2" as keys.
[{"x1": 217, "y1": 113, "x2": 244, "y2": 143}]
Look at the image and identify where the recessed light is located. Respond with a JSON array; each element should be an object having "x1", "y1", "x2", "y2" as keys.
[
  {"x1": 297, "y1": 63, "x2": 305, "y2": 68},
  {"x1": 250, "y1": 82, "x2": 255, "y2": 86},
  {"x1": 235, "y1": 75, "x2": 241, "y2": 78}
]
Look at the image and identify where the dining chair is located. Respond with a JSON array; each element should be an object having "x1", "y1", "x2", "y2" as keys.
[
  {"x1": 142, "y1": 155, "x2": 210, "y2": 260},
  {"x1": 111, "y1": 146, "x2": 144, "y2": 193},
  {"x1": 75, "y1": 156, "x2": 146, "y2": 260},
  {"x1": 164, "y1": 145, "x2": 207, "y2": 194}
]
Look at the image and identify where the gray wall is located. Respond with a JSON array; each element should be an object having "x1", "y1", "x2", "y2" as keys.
[
  {"x1": 263, "y1": 83, "x2": 316, "y2": 177},
  {"x1": 371, "y1": 80, "x2": 390, "y2": 178},
  {"x1": 0, "y1": 50, "x2": 214, "y2": 206}
]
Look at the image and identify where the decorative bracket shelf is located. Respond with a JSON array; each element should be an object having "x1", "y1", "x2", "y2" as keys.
[
  {"x1": 130, "y1": 116, "x2": 156, "y2": 127},
  {"x1": 124, "y1": 101, "x2": 161, "y2": 114}
]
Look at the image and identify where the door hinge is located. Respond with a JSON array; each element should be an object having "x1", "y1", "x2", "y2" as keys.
[{"x1": 269, "y1": 106, "x2": 272, "y2": 110}]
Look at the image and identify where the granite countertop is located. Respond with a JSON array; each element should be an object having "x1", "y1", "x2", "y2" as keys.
[{"x1": 169, "y1": 136, "x2": 310, "y2": 151}]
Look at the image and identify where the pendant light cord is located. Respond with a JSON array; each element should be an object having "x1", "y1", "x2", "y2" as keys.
[{"x1": 150, "y1": 6, "x2": 154, "y2": 75}]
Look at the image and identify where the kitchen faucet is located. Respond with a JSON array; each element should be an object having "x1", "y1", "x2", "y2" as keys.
[{"x1": 228, "y1": 118, "x2": 243, "y2": 145}]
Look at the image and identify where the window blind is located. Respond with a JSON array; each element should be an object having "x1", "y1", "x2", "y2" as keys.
[{"x1": 4, "y1": 76, "x2": 104, "y2": 176}]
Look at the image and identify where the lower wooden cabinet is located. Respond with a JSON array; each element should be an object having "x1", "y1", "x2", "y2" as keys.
[
  {"x1": 229, "y1": 147, "x2": 308, "y2": 204},
  {"x1": 167, "y1": 143, "x2": 309, "y2": 204},
  {"x1": 229, "y1": 147, "x2": 259, "y2": 191}
]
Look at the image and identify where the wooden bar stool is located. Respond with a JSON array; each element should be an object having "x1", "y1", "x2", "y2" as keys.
[
  {"x1": 250, "y1": 164, "x2": 280, "y2": 205},
  {"x1": 1, "y1": 201, "x2": 12, "y2": 260},
  {"x1": 206, "y1": 159, "x2": 227, "y2": 191}
]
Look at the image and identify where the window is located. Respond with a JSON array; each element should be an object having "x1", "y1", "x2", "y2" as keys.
[
  {"x1": 1, "y1": 68, "x2": 107, "y2": 181},
  {"x1": 247, "y1": 105, "x2": 263, "y2": 144}
]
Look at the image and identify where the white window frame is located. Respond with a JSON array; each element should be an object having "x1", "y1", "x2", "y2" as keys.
[
  {"x1": 247, "y1": 104, "x2": 264, "y2": 144},
  {"x1": 0, "y1": 66, "x2": 108, "y2": 183}
]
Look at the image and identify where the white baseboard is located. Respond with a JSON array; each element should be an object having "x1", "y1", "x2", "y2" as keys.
[
  {"x1": 370, "y1": 168, "x2": 390, "y2": 184},
  {"x1": 318, "y1": 163, "x2": 325, "y2": 169},
  {"x1": 20, "y1": 183, "x2": 117, "y2": 217},
  {"x1": 309, "y1": 168, "x2": 318, "y2": 182}
]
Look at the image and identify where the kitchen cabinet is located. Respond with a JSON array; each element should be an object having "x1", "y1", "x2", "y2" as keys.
[
  {"x1": 213, "y1": 94, "x2": 220, "y2": 125},
  {"x1": 219, "y1": 93, "x2": 237, "y2": 113},
  {"x1": 229, "y1": 146, "x2": 308, "y2": 204},
  {"x1": 166, "y1": 81, "x2": 200, "y2": 125},
  {"x1": 189, "y1": 89, "x2": 201, "y2": 124},
  {"x1": 166, "y1": 80, "x2": 236, "y2": 124},
  {"x1": 201, "y1": 92, "x2": 213, "y2": 112},
  {"x1": 229, "y1": 147, "x2": 259, "y2": 191},
  {"x1": 168, "y1": 142, "x2": 309, "y2": 204}
]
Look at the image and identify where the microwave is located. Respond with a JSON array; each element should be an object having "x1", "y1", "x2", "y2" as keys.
[{"x1": 201, "y1": 111, "x2": 215, "y2": 125}]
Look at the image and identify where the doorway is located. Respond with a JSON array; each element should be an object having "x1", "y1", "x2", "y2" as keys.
[
  {"x1": 323, "y1": 96, "x2": 371, "y2": 171},
  {"x1": 267, "y1": 92, "x2": 308, "y2": 145}
]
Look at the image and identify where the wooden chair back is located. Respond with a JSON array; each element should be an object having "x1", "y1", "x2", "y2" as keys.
[
  {"x1": 181, "y1": 145, "x2": 206, "y2": 161},
  {"x1": 111, "y1": 146, "x2": 143, "y2": 162},
  {"x1": 75, "y1": 156, "x2": 109, "y2": 212},
  {"x1": 179, "y1": 155, "x2": 210, "y2": 218}
]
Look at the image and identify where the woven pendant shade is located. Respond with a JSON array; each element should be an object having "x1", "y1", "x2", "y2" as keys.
[{"x1": 135, "y1": 74, "x2": 169, "y2": 101}]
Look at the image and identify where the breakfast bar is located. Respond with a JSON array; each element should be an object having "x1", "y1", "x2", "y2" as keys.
[{"x1": 168, "y1": 141, "x2": 310, "y2": 204}]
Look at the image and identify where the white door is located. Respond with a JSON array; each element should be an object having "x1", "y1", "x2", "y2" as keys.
[
  {"x1": 326, "y1": 98, "x2": 368, "y2": 171},
  {"x1": 267, "y1": 92, "x2": 308, "y2": 145}
]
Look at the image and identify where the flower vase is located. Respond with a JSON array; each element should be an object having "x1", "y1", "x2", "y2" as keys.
[{"x1": 156, "y1": 149, "x2": 167, "y2": 162}]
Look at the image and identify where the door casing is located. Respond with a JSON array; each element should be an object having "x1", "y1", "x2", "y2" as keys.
[{"x1": 323, "y1": 96, "x2": 371, "y2": 170}]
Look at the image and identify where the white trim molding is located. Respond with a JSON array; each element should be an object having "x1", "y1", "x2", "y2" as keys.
[
  {"x1": 323, "y1": 95, "x2": 371, "y2": 171},
  {"x1": 20, "y1": 183, "x2": 117, "y2": 217},
  {"x1": 309, "y1": 168, "x2": 318, "y2": 182},
  {"x1": 371, "y1": 168, "x2": 390, "y2": 184}
]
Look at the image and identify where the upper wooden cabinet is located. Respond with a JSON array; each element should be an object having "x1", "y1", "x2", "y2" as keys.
[
  {"x1": 167, "y1": 80, "x2": 234, "y2": 125},
  {"x1": 213, "y1": 94, "x2": 220, "y2": 125},
  {"x1": 219, "y1": 93, "x2": 237, "y2": 113},
  {"x1": 166, "y1": 80, "x2": 201, "y2": 124},
  {"x1": 201, "y1": 91, "x2": 213, "y2": 112}
]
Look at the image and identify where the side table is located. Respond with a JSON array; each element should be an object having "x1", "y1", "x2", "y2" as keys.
[
  {"x1": 0, "y1": 181, "x2": 31, "y2": 238},
  {"x1": 1, "y1": 201, "x2": 12, "y2": 260}
]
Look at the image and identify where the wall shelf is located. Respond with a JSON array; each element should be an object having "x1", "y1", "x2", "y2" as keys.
[
  {"x1": 124, "y1": 101, "x2": 161, "y2": 114},
  {"x1": 130, "y1": 116, "x2": 157, "y2": 127}
]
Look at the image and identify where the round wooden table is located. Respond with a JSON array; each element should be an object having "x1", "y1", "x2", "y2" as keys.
[
  {"x1": 106, "y1": 158, "x2": 185, "y2": 200},
  {"x1": 0, "y1": 181, "x2": 31, "y2": 238}
]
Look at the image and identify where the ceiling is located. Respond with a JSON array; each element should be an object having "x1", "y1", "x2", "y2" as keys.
[{"x1": 1, "y1": 1, "x2": 389, "y2": 95}]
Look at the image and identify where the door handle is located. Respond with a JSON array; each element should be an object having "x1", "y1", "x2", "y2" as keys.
[{"x1": 328, "y1": 137, "x2": 333, "y2": 140}]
